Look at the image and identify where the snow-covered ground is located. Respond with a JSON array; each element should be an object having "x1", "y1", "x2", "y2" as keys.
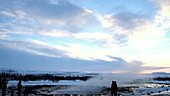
[
  {"x1": 5, "y1": 78, "x2": 170, "y2": 95},
  {"x1": 8, "y1": 80, "x2": 84, "y2": 87},
  {"x1": 2, "y1": 71, "x2": 170, "y2": 96}
]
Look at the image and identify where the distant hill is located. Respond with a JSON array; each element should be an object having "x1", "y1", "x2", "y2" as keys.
[{"x1": 151, "y1": 72, "x2": 170, "y2": 75}]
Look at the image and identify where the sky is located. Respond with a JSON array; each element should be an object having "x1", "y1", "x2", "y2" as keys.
[{"x1": 0, "y1": 0, "x2": 170, "y2": 73}]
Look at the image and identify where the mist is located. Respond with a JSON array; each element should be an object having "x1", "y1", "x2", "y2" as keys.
[{"x1": 82, "y1": 73, "x2": 147, "y2": 87}]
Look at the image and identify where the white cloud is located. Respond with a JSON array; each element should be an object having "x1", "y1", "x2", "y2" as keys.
[
  {"x1": 0, "y1": 0, "x2": 99, "y2": 34},
  {"x1": 96, "y1": 14, "x2": 113, "y2": 29},
  {"x1": 126, "y1": 0, "x2": 169, "y2": 52},
  {"x1": 0, "y1": 34, "x2": 9, "y2": 40},
  {"x1": 91, "y1": 0, "x2": 170, "y2": 69},
  {"x1": 1, "y1": 11, "x2": 16, "y2": 17},
  {"x1": 2, "y1": 44, "x2": 168, "y2": 73},
  {"x1": 157, "y1": 0, "x2": 170, "y2": 17},
  {"x1": 154, "y1": 0, "x2": 170, "y2": 30},
  {"x1": 27, "y1": 39, "x2": 47, "y2": 46},
  {"x1": 128, "y1": 21, "x2": 164, "y2": 52},
  {"x1": 20, "y1": 0, "x2": 98, "y2": 32},
  {"x1": 1, "y1": 39, "x2": 68, "y2": 58},
  {"x1": 1, "y1": 10, "x2": 27, "y2": 20},
  {"x1": 83, "y1": 7, "x2": 93, "y2": 14},
  {"x1": 96, "y1": 12, "x2": 156, "y2": 47},
  {"x1": 55, "y1": 43, "x2": 119, "y2": 61},
  {"x1": 40, "y1": 29, "x2": 71, "y2": 37},
  {"x1": 98, "y1": 12, "x2": 148, "y2": 34},
  {"x1": 73, "y1": 32, "x2": 113, "y2": 41},
  {"x1": 0, "y1": 25, "x2": 34, "y2": 35}
]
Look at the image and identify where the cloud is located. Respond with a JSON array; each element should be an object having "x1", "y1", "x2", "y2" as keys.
[
  {"x1": 126, "y1": 0, "x2": 170, "y2": 52},
  {"x1": 0, "y1": 39, "x2": 68, "y2": 58},
  {"x1": 0, "y1": 0, "x2": 100, "y2": 40},
  {"x1": 111, "y1": 12, "x2": 147, "y2": 31},
  {"x1": 96, "y1": 0, "x2": 167, "y2": 45},
  {"x1": 0, "y1": 11, "x2": 34, "y2": 35},
  {"x1": 1, "y1": 44, "x2": 169, "y2": 73},
  {"x1": 73, "y1": 32, "x2": 113, "y2": 40},
  {"x1": 108, "y1": 57, "x2": 170, "y2": 74},
  {"x1": 154, "y1": 0, "x2": 170, "y2": 31},
  {"x1": 1, "y1": 10, "x2": 27, "y2": 20},
  {"x1": 97, "y1": 12, "x2": 151, "y2": 44},
  {"x1": 38, "y1": 29, "x2": 118, "y2": 52},
  {"x1": 1, "y1": 11, "x2": 16, "y2": 18},
  {"x1": 5, "y1": 0, "x2": 98, "y2": 32},
  {"x1": 100, "y1": 11, "x2": 153, "y2": 33},
  {"x1": 155, "y1": 0, "x2": 170, "y2": 17},
  {"x1": 0, "y1": 0, "x2": 100, "y2": 43},
  {"x1": 39, "y1": 29, "x2": 71, "y2": 37}
]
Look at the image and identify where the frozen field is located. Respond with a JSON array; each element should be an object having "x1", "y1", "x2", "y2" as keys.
[
  {"x1": 2, "y1": 81, "x2": 170, "y2": 95},
  {"x1": 3, "y1": 81, "x2": 170, "y2": 96},
  {"x1": 1, "y1": 72, "x2": 170, "y2": 96}
]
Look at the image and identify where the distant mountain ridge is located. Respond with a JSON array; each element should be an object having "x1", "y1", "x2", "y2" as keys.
[{"x1": 151, "y1": 72, "x2": 170, "y2": 75}]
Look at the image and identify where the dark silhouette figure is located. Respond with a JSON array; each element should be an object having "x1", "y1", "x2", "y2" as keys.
[
  {"x1": 23, "y1": 87, "x2": 30, "y2": 96},
  {"x1": 2, "y1": 78, "x2": 8, "y2": 96},
  {"x1": 11, "y1": 89, "x2": 14, "y2": 96},
  {"x1": 17, "y1": 80, "x2": 22, "y2": 96},
  {"x1": 0, "y1": 77, "x2": 2, "y2": 89},
  {"x1": 111, "y1": 81, "x2": 118, "y2": 96}
]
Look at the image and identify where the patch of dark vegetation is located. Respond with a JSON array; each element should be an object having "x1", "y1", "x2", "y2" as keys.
[
  {"x1": 118, "y1": 87, "x2": 134, "y2": 92},
  {"x1": 0, "y1": 72, "x2": 92, "y2": 81},
  {"x1": 23, "y1": 85, "x2": 72, "y2": 95},
  {"x1": 23, "y1": 85, "x2": 55, "y2": 95},
  {"x1": 153, "y1": 77, "x2": 170, "y2": 81}
]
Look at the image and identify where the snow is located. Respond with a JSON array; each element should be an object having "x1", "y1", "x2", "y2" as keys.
[
  {"x1": 50, "y1": 86, "x2": 104, "y2": 95},
  {"x1": 3, "y1": 71, "x2": 170, "y2": 95},
  {"x1": 7, "y1": 80, "x2": 84, "y2": 87},
  {"x1": 149, "y1": 80, "x2": 170, "y2": 84},
  {"x1": 7, "y1": 79, "x2": 170, "y2": 95}
]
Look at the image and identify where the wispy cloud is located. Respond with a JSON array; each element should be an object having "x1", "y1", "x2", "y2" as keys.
[
  {"x1": 1, "y1": 45, "x2": 169, "y2": 73},
  {"x1": 1, "y1": 39, "x2": 68, "y2": 58},
  {"x1": 1, "y1": 10, "x2": 27, "y2": 20},
  {"x1": 15, "y1": 0, "x2": 98, "y2": 32}
]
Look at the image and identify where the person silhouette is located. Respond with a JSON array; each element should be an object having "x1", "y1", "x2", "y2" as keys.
[
  {"x1": 17, "y1": 80, "x2": 22, "y2": 96},
  {"x1": 111, "y1": 81, "x2": 118, "y2": 96},
  {"x1": 2, "y1": 78, "x2": 8, "y2": 96},
  {"x1": 0, "y1": 77, "x2": 2, "y2": 89},
  {"x1": 11, "y1": 89, "x2": 14, "y2": 96}
]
